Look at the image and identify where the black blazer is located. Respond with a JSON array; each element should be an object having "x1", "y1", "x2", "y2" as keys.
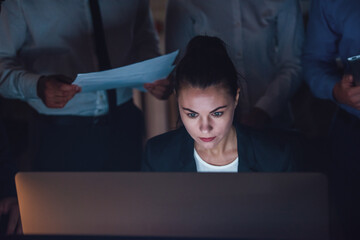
[{"x1": 142, "y1": 124, "x2": 302, "y2": 172}]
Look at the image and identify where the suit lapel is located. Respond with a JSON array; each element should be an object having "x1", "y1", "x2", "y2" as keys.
[
  {"x1": 175, "y1": 124, "x2": 257, "y2": 172},
  {"x1": 236, "y1": 124, "x2": 257, "y2": 172},
  {"x1": 178, "y1": 128, "x2": 197, "y2": 172}
]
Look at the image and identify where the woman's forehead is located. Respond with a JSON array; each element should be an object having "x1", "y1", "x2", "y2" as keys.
[{"x1": 178, "y1": 85, "x2": 233, "y2": 109}]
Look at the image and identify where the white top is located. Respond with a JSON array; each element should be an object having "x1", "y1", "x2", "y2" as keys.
[
  {"x1": 166, "y1": 0, "x2": 304, "y2": 127},
  {"x1": 0, "y1": 0, "x2": 159, "y2": 116},
  {"x1": 194, "y1": 149, "x2": 238, "y2": 173}
]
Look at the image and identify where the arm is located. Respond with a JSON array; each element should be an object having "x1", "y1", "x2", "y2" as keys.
[
  {"x1": 303, "y1": 0, "x2": 360, "y2": 116},
  {"x1": 132, "y1": 0, "x2": 160, "y2": 62},
  {"x1": 133, "y1": 0, "x2": 173, "y2": 99},
  {"x1": 254, "y1": 0, "x2": 304, "y2": 120},
  {"x1": 145, "y1": 0, "x2": 198, "y2": 100},
  {"x1": 165, "y1": 0, "x2": 195, "y2": 57},
  {"x1": 0, "y1": 1, "x2": 80, "y2": 107},
  {"x1": 303, "y1": 0, "x2": 340, "y2": 101},
  {"x1": 0, "y1": 0, "x2": 39, "y2": 100}
]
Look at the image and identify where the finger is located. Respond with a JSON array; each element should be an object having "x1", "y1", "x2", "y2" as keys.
[
  {"x1": 52, "y1": 95, "x2": 69, "y2": 103},
  {"x1": 143, "y1": 83, "x2": 153, "y2": 90},
  {"x1": 351, "y1": 97, "x2": 360, "y2": 107},
  {"x1": 47, "y1": 92, "x2": 78, "y2": 108},
  {"x1": 54, "y1": 88, "x2": 79, "y2": 98},
  {"x1": 6, "y1": 205, "x2": 20, "y2": 235},
  {"x1": 153, "y1": 79, "x2": 171, "y2": 87},
  {"x1": 75, "y1": 85, "x2": 81, "y2": 93},
  {"x1": 147, "y1": 85, "x2": 167, "y2": 95},
  {"x1": 348, "y1": 92, "x2": 360, "y2": 105},
  {"x1": 349, "y1": 86, "x2": 360, "y2": 95},
  {"x1": 59, "y1": 83, "x2": 78, "y2": 92},
  {"x1": 54, "y1": 91, "x2": 71, "y2": 98},
  {"x1": 47, "y1": 100, "x2": 67, "y2": 108},
  {"x1": 150, "y1": 86, "x2": 168, "y2": 97},
  {"x1": 342, "y1": 75, "x2": 354, "y2": 87}
]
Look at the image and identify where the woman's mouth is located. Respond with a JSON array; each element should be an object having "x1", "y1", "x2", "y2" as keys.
[{"x1": 199, "y1": 137, "x2": 216, "y2": 142}]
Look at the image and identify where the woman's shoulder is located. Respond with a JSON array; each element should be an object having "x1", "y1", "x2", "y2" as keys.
[
  {"x1": 236, "y1": 124, "x2": 303, "y2": 171},
  {"x1": 142, "y1": 126, "x2": 193, "y2": 171},
  {"x1": 238, "y1": 124, "x2": 299, "y2": 146},
  {"x1": 147, "y1": 126, "x2": 189, "y2": 148}
]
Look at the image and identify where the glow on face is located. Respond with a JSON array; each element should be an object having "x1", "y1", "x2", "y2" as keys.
[{"x1": 177, "y1": 84, "x2": 238, "y2": 150}]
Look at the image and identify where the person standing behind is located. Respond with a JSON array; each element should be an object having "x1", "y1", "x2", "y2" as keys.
[
  {"x1": 0, "y1": 0, "x2": 168, "y2": 171},
  {"x1": 303, "y1": 0, "x2": 360, "y2": 238},
  {"x1": 165, "y1": 0, "x2": 304, "y2": 130}
]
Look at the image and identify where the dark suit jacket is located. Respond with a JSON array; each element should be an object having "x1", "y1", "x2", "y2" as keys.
[{"x1": 142, "y1": 124, "x2": 302, "y2": 172}]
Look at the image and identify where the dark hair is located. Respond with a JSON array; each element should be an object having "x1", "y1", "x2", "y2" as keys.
[{"x1": 173, "y1": 36, "x2": 238, "y2": 99}]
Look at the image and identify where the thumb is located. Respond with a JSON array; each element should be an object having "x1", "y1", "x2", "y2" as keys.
[{"x1": 342, "y1": 75, "x2": 354, "y2": 88}]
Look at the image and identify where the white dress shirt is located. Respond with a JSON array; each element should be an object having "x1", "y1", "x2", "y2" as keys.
[
  {"x1": 166, "y1": 0, "x2": 304, "y2": 127},
  {"x1": 0, "y1": 0, "x2": 159, "y2": 116}
]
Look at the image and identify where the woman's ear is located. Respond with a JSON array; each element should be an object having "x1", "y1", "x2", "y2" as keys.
[{"x1": 235, "y1": 88, "x2": 240, "y2": 107}]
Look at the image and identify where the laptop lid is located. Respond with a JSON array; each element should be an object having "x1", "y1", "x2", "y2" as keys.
[{"x1": 15, "y1": 172, "x2": 329, "y2": 239}]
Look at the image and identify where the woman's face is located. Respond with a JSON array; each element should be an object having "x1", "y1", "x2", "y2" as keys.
[{"x1": 177, "y1": 84, "x2": 239, "y2": 150}]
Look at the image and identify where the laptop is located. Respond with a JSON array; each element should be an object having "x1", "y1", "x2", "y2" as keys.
[{"x1": 15, "y1": 172, "x2": 329, "y2": 239}]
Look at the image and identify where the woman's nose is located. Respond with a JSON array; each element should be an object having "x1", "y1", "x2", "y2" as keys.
[{"x1": 199, "y1": 118, "x2": 213, "y2": 133}]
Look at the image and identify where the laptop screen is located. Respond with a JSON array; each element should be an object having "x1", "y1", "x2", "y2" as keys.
[{"x1": 15, "y1": 172, "x2": 329, "y2": 239}]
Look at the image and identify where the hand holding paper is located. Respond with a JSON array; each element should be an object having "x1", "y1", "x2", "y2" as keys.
[
  {"x1": 37, "y1": 75, "x2": 81, "y2": 108},
  {"x1": 73, "y1": 51, "x2": 178, "y2": 94},
  {"x1": 144, "y1": 78, "x2": 173, "y2": 100}
]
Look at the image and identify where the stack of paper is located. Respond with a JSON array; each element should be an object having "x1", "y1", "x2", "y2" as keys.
[{"x1": 73, "y1": 50, "x2": 179, "y2": 92}]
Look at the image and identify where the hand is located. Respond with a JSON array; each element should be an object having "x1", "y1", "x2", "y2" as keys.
[
  {"x1": 0, "y1": 197, "x2": 22, "y2": 235},
  {"x1": 143, "y1": 78, "x2": 173, "y2": 100},
  {"x1": 333, "y1": 74, "x2": 360, "y2": 110},
  {"x1": 37, "y1": 75, "x2": 81, "y2": 108},
  {"x1": 240, "y1": 107, "x2": 271, "y2": 129}
]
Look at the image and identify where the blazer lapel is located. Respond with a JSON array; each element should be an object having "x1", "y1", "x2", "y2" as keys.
[
  {"x1": 178, "y1": 128, "x2": 197, "y2": 172},
  {"x1": 236, "y1": 124, "x2": 257, "y2": 172},
  {"x1": 175, "y1": 124, "x2": 257, "y2": 172}
]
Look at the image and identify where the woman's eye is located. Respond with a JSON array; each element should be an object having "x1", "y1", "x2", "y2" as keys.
[
  {"x1": 187, "y1": 113, "x2": 198, "y2": 118},
  {"x1": 212, "y1": 112, "x2": 223, "y2": 117}
]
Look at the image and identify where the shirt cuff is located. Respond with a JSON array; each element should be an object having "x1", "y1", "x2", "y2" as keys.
[
  {"x1": 324, "y1": 75, "x2": 339, "y2": 102},
  {"x1": 19, "y1": 72, "x2": 42, "y2": 99},
  {"x1": 254, "y1": 95, "x2": 283, "y2": 119}
]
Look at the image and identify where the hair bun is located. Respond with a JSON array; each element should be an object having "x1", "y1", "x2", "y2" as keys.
[{"x1": 185, "y1": 35, "x2": 228, "y2": 59}]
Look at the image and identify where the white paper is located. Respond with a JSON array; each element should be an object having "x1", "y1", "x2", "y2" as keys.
[{"x1": 73, "y1": 50, "x2": 178, "y2": 92}]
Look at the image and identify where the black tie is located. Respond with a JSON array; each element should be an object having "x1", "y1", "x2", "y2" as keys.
[{"x1": 89, "y1": 0, "x2": 117, "y2": 116}]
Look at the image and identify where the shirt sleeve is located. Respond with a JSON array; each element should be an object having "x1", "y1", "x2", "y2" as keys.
[
  {"x1": 255, "y1": 0, "x2": 304, "y2": 118},
  {"x1": 165, "y1": 0, "x2": 195, "y2": 58},
  {"x1": 0, "y1": 0, "x2": 41, "y2": 100},
  {"x1": 303, "y1": 0, "x2": 360, "y2": 118},
  {"x1": 131, "y1": 0, "x2": 160, "y2": 62},
  {"x1": 303, "y1": 0, "x2": 341, "y2": 102}
]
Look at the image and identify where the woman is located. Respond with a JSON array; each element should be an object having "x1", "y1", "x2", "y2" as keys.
[{"x1": 142, "y1": 36, "x2": 300, "y2": 172}]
